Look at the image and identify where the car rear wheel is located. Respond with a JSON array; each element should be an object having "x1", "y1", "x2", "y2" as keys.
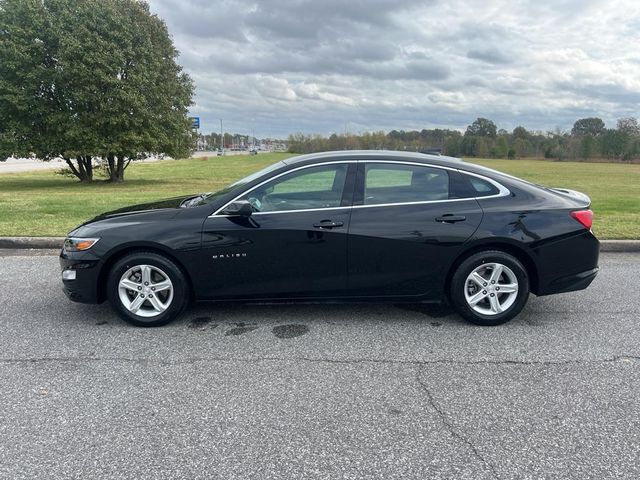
[
  {"x1": 450, "y1": 250, "x2": 529, "y2": 326},
  {"x1": 107, "y1": 252, "x2": 189, "y2": 327}
]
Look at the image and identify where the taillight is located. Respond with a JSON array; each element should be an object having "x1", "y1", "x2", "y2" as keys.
[{"x1": 570, "y1": 210, "x2": 593, "y2": 229}]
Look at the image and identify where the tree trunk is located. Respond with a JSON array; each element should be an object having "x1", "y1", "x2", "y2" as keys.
[
  {"x1": 107, "y1": 154, "x2": 117, "y2": 182},
  {"x1": 109, "y1": 155, "x2": 126, "y2": 183},
  {"x1": 83, "y1": 155, "x2": 93, "y2": 180},
  {"x1": 64, "y1": 156, "x2": 93, "y2": 182}
]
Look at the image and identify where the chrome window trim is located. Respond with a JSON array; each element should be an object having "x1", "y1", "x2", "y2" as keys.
[
  {"x1": 254, "y1": 206, "x2": 351, "y2": 216},
  {"x1": 354, "y1": 197, "x2": 480, "y2": 210},
  {"x1": 208, "y1": 159, "x2": 511, "y2": 218}
]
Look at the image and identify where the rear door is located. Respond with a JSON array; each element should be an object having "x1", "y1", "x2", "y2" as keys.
[
  {"x1": 346, "y1": 161, "x2": 483, "y2": 298},
  {"x1": 198, "y1": 162, "x2": 356, "y2": 299}
]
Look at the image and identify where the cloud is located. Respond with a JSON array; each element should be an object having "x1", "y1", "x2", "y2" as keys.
[
  {"x1": 467, "y1": 48, "x2": 512, "y2": 65},
  {"x1": 148, "y1": 0, "x2": 640, "y2": 137}
]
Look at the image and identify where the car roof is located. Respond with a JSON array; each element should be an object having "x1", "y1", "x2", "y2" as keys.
[{"x1": 282, "y1": 150, "x2": 464, "y2": 168}]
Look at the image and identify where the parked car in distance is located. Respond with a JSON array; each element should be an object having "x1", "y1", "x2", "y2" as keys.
[
  {"x1": 249, "y1": 148, "x2": 258, "y2": 155},
  {"x1": 60, "y1": 150, "x2": 599, "y2": 327}
]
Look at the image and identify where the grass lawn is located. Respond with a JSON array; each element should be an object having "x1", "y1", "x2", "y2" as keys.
[{"x1": 0, "y1": 154, "x2": 638, "y2": 238}]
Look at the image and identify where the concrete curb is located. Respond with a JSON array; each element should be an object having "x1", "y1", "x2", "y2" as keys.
[
  {"x1": 0, "y1": 236, "x2": 639, "y2": 252},
  {"x1": 0, "y1": 237, "x2": 65, "y2": 249},
  {"x1": 599, "y1": 240, "x2": 640, "y2": 252}
]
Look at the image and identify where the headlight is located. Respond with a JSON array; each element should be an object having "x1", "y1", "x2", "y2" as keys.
[{"x1": 63, "y1": 237, "x2": 100, "y2": 252}]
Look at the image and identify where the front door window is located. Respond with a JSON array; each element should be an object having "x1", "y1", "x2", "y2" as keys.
[{"x1": 238, "y1": 164, "x2": 349, "y2": 213}]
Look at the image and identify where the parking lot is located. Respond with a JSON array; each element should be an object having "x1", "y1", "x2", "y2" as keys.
[{"x1": 1, "y1": 251, "x2": 638, "y2": 479}]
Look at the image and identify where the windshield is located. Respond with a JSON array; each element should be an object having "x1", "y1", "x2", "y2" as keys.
[{"x1": 194, "y1": 160, "x2": 287, "y2": 206}]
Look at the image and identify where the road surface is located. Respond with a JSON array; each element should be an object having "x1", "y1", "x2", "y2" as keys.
[{"x1": 0, "y1": 251, "x2": 638, "y2": 479}]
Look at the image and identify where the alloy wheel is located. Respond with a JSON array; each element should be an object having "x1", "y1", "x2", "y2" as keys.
[
  {"x1": 118, "y1": 264, "x2": 174, "y2": 318},
  {"x1": 463, "y1": 262, "x2": 519, "y2": 316}
]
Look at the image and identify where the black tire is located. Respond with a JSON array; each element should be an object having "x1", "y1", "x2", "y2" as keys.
[
  {"x1": 106, "y1": 251, "x2": 190, "y2": 327},
  {"x1": 450, "y1": 250, "x2": 529, "y2": 326}
]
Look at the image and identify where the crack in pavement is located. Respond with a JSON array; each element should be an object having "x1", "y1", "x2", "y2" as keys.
[
  {"x1": 416, "y1": 364, "x2": 500, "y2": 480},
  {"x1": 0, "y1": 354, "x2": 638, "y2": 366}
]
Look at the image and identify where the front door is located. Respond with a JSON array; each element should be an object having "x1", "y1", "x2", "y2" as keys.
[{"x1": 198, "y1": 162, "x2": 356, "y2": 300}]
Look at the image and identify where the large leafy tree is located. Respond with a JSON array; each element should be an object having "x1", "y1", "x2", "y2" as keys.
[
  {"x1": 465, "y1": 117, "x2": 497, "y2": 138},
  {"x1": 616, "y1": 117, "x2": 640, "y2": 136},
  {"x1": 0, "y1": 0, "x2": 194, "y2": 182},
  {"x1": 571, "y1": 117, "x2": 605, "y2": 137}
]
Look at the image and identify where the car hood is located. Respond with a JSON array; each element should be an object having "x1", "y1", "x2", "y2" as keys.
[
  {"x1": 92, "y1": 195, "x2": 198, "y2": 220},
  {"x1": 69, "y1": 195, "x2": 200, "y2": 235}
]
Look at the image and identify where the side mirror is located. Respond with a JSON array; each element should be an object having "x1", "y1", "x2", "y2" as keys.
[{"x1": 220, "y1": 200, "x2": 253, "y2": 217}]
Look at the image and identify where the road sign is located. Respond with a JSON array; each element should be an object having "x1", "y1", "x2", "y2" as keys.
[{"x1": 190, "y1": 117, "x2": 200, "y2": 129}]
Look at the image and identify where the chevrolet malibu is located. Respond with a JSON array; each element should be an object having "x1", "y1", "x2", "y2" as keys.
[{"x1": 60, "y1": 150, "x2": 599, "y2": 327}]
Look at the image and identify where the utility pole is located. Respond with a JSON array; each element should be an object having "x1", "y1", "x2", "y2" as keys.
[{"x1": 219, "y1": 119, "x2": 224, "y2": 154}]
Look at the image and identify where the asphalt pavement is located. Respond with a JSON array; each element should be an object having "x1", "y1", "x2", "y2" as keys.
[{"x1": 0, "y1": 251, "x2": 638, "y2": 479}]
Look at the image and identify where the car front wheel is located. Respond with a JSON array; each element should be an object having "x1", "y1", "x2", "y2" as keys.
[
  {"x1": 450, "y1": 250, "x2": 529, "y2": 326},
  {"x1": 107, "y1": 252, "x2": 189, "y2": 327}
]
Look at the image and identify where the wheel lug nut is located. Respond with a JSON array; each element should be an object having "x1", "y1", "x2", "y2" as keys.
[
  {"x1": 138, "y1": 286, "x2": 142, "y2": 291},
  {"x1": 144, "y1": 282, "x2": 149, "y2": 286},
  {"x1": 483, "y1": 283, "x2": 487, "y2": 287},
  {"x1": 491, "y1": 280, "x2": 495, "y2": 284},
  {"x1": 149, "y1": 294, "x2": 153, "y2": 298},
  {"x1": 482, "y1": 290, "x2": 487, "y2": 294},
  {"x1": 490, "y1": 293, "x2": 495, "y2": 297},
  {"x1": 151, "y1": 287, "x2": 155, "y2": 291},
  {"x1": 496, "y1": 287, "x2": 500, "y2": 291},
  {"x1": 140, "y1": 294, "x2": 145, "y2": 298}
]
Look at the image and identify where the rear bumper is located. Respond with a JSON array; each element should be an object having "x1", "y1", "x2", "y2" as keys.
[
  {"x1": 538, "y1": 267, "x2": 598, "y2": 296},
  {"x1": 534, "y1": 230, "x2": 600, "y2": 296}
]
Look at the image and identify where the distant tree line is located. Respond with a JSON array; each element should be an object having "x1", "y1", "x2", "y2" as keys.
[{"x1": 288, "y1": 116, "x2": 640, "y2": 161}]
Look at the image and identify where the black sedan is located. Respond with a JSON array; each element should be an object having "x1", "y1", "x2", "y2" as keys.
[{"x1": 60, "y1": 150, "x2": 599, "y2": 327}]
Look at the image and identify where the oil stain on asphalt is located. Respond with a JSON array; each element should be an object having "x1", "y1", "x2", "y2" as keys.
[
  {"x1": 272, "y1": 324, "x2": 309, "y2": 339},
  {"x1": 225, "y1": 322, "x2": 259, "y2": 336}
]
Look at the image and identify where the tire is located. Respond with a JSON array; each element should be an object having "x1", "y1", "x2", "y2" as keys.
[
  {"x1": 106, "y1": 251, "x2": 190, "y2": 327},
  {"x1": 450, "y1": 250, "x2": 529, "y2": 326}
]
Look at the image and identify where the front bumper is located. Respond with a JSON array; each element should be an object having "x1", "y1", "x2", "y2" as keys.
[{"x1": 59, "y1": 249, "x2": 102, "y2": 304}]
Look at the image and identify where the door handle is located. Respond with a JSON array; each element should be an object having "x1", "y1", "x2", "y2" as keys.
[
  {"x1": 313, "y1": 220, "x2": 344, "y2": 229},
  {"x1": 435, "y1": 214, "x2": 466, "y2": 223}
]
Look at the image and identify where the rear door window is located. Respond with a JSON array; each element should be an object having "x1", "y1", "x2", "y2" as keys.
[{"x1": 363, "y1": 163, "x2": 449, "y2": 205}]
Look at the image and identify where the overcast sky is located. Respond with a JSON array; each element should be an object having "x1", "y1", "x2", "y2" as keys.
[{"x1": 148, "y1": 0, "x2": 640, "y2": 138}]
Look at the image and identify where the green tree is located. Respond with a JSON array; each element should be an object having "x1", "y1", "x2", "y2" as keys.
[
  {"x1": 475, "y1": 137, "x2": 489, "y2": 157},
  {"x1": 600, "y1": 129, "x2": 628, "y2": 159},
  {"x1": 512, "y1": 126, "x2": 529, "y2": 140},
  {"x1": 616, "y1": 117, "x2": 640, "y2": 136},
  {"x1": 0, "y1": 0, "x2": 194, "y2": 182},
  {"x1": 571, "y1": 117, "x2": 605, "y2": 137},
  {"x1": 465, "y1": 118, "x2": 497, "y2": 138},
  {"x1": 580, "y1": 135, "x2": 596, "y2": 160},
  {"x1": 494, "y1": 136, "x2": 508, "y2": 158},
  {"x1": 513, "y1": 138, "x2": 532, "y2": 157},
  {"x1": 443, "y1": 136, "x2": 461, "y2": 156}
]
